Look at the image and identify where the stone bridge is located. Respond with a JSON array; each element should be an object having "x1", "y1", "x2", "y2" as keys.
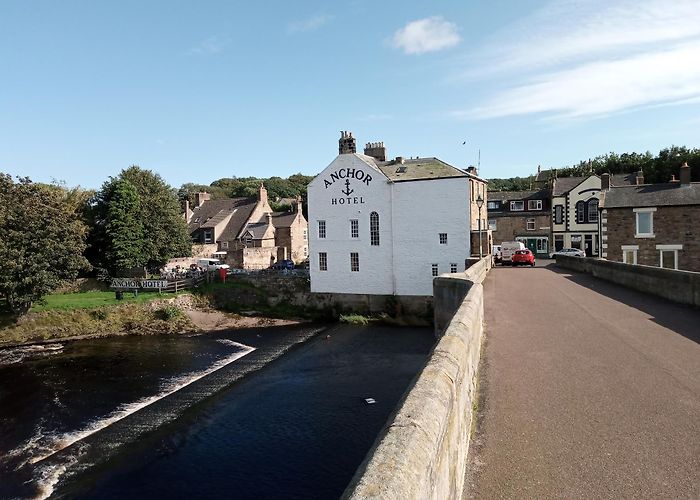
[{"x1": 343, "y1": 257, "x2": 700, "y2": 499}]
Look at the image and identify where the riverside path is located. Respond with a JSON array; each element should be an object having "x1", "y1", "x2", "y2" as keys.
[{"x1": 465, "y1": 263, "x2": 700, "y2": 499}]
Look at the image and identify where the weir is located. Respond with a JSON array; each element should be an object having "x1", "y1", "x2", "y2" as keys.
[
  {"x1": 343, "y1": 257, "x2": 491, "y2": 499},
  {"x1": 3, "y1": 326, "x2": 325, "y2": 499}
]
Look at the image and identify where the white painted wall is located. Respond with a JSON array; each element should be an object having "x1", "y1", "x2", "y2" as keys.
[
  {"x1": 308, "y1": 154, "x2": 394, "y2": 294},
  {"x1": 392, "y1": 178, "x2": 470, "y2": 295},
  {"x1": 308, "y1": 153, "x2": 471, "y2": 296}
]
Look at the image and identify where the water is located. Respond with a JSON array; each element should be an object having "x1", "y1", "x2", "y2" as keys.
[{"x1": 0, "y1": 325, "x2": 434, "y2": 499}]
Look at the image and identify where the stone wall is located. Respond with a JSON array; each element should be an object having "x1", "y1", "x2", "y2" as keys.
[
  {"x1": 343, "y1": 257, "x2": 491, "y2": 499},
  {"x1": 556, "y1": 255, "x2": 700, "y2": 307}
]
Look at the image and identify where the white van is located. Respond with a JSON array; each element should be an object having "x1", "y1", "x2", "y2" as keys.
[
  {"x1": 196, "y1": 258, "x2": 230, "y2": 271},
  {"x1": 500, "y1": 241, "x2": 526, "y2": 265}
]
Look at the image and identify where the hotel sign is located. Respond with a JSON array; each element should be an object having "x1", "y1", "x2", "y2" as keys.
[
  {"x1": 110, "y1": 279, "x2": 168, "y2": 289},
  {"x1": 323, "y1": 167, "x2": 372, "y2": 205}
]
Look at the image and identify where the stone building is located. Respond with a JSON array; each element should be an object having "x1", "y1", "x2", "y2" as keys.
[
  {"x1": 465, "y1": 167, "x2": 490, "y2": 257},
  {"x1": 307, "y1": 132, "x2": 472, "y2": 296},
  {"x1": 487, "y1": 189, "x2": 551, "y2": 257},
  {"x1": 600, "y1": 164, "x2": 700, "y2": 271},
  {"x1": 186, "y1": 184, "x2": 308, "y2": 269}
]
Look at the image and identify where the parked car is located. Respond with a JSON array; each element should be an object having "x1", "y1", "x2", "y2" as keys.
[
  {"x1": 500, "y1": 241, "x2": 526, "y2": 265},
  {"x1": 272, "y1": 259, "x2": 295, "y2": 270},
  {"x1": 550, "y1": 248, "x2": 586, "y2": 259},
  {"x1": 512, "y1": 249, "x2": 536, "y2": 266},
  {"x1": 196, "y1": 258, "x2": 230, "y2": 271}
]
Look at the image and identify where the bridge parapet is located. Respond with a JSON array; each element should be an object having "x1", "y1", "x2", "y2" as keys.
[
  {"x1": 343, "y1": 257, "x2": 490, "y2": 499},
  {"x1": 556, "y1": 255, "x2": 700, "y2": 307}
]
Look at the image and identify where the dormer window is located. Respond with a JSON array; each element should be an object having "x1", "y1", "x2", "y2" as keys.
[
  {"x1": 510, "y1": 201, "x2": 524, "y2": 211},
  {"x1": 528, "y1": 200, "x2": 542, "y2": 210},
  {"x1": 193, "y1": 217, "x2": 200, "y2": 223}
]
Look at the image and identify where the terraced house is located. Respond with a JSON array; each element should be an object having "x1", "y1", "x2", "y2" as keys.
[
  {"x1": 600, "y1": 164, "x2": 700, "y2": 271},
  {"x1": 487, "y1": 188, "x2": 551, "y2": 258}
]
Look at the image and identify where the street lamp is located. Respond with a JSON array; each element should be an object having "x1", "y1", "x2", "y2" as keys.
[{"x1": 476, "y1": 194, "x2": 484, "y2": 259}]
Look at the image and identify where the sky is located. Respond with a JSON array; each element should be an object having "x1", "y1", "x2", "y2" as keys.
[{"x1": 1, "y1": 0, "x2": 699, "y2": 189}]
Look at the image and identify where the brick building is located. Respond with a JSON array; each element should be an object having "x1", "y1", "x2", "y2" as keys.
[
  {"x1": 487, "y1": 189, "x2": 551, "y2": 257},
  {"x1": 600, "y1": 164, "x2": 700, "y2": 271}
]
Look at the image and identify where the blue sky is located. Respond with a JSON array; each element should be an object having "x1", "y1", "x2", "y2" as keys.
[{"x1": 1, "y1": 0, "x2": 699, "y2": 189}]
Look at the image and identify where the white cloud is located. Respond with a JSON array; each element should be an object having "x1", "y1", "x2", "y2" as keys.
[
  {"x1": 470, "y1": 41, "x2": 700, "y2": 119},
  {"x1": 458, "y1": 0, "x2": 700, "y2": 120},
  {"x1": 186, "y1": 36, "x2": 231, "y2": 55},
  {"x1": 287, "y1": 14, "x2": 332, "y2": 34},
  {"x1": 392, "y1": 16, "x2": 461, "y2": 55}
]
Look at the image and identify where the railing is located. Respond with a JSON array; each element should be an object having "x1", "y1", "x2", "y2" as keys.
[{"x1": 159, "y1": 274, "x2": 207, "y2": 293}]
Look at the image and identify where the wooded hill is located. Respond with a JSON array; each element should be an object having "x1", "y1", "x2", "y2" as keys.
[{"x1": 487, "y1": 146, "x2": 700, "y2": 192}]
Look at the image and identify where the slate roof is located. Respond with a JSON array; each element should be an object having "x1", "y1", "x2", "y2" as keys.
[
  {"x1": 488, "y1": 189, "x2": 549, "y2": 201},
  {"x1": 552, "y1": 176, "x2": 587, "y2": 196},
  {"x1": 271, "y1": 212, "x2": 299, "y2": 228},
  {"x1": 188, "y1": 198, "x2": 259, "y2": 242},
  {"x1": 241, "y1": 222, "x2": 271, "y2": 239},
  {"x1": 602, "y1": 183, "x2": 700, "y2": 208},
  {"x1": 610, "y1": 172, "x2": 638, "y2": 187},
  {"x1": 359, "y1": 155, "x2": 467, "y2": 182}
]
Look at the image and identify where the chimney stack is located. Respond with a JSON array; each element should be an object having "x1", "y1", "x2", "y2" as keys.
[
  {"x1": 195, "y1": 192, "x2": 211, "y2": 207},
  {"x1": 466, "y1": 166, "x2": 478, "y2": 176},
  {"x1": 363, "y1": 141, "x2": 387, "y2": 161},
  {"x1": 258, "y1": 182, "x2": 268, "y2": 204},
  {"x1": 266, "y1": 212, "x2": 273, "y2": 225},
  {"x1": 395, "y1": 156, "x2": 405, "y2": 165},
  {"x1": 184, "y1": 200, "x2": 192, "y2": 222},
  {"x1": 295, "y1": 195, "x2": 303, "y2": 213},
  {"x1": 601, "y1": 173, "x2": 610, "y2": 191},
  {"x1": 635, "y1": 170, "x2": 645, "y2": 185},
  {"x1": 339, "y1": 131, "x2": 356, "y2": 154},
  {"x1": 680, "y1": 162, "x2": 691, "y2": 187}
]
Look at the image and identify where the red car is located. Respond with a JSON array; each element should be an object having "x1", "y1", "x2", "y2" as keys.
[{"x1": 511, "y1": 249, "x2": 536, "y2": 266}]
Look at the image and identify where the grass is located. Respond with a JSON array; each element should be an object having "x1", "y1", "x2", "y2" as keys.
[
  {"x1": 339, "y1": 314, "x2": 372, "y2": 326},
  {"x1": 31, "y1": 291, "x2": 175, "y2": 312}
]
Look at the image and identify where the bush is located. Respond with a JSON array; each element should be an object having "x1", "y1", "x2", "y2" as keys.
[
  {"x1": 91, "y1": 309, "x2": 109, "y2": 321},
  {"x1": 157, "y1": 305, "x2": 182, "y2": 321}
]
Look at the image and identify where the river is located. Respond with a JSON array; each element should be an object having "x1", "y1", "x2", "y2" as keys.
[{"x1": 0, "y1": 324, "x2": 434, "y2": 499}]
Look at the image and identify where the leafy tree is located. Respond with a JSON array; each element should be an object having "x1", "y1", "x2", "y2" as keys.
[
  {"x1": 104, "y1": 179, "x2": 145, "y2": 271},
  {"x1": 88, "y1": 166, "x2": 191, "y2": 274},
  {"x1": 0, "y1": 174, "x2": 90, "y2": 314}
]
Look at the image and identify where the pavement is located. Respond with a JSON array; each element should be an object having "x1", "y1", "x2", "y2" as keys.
[{"x1": 464, "y1": 263, "x2": 700, "y2": 499}]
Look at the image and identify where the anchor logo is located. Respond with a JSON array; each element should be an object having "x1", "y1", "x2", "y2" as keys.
[{"x1": 341, "y1": 178, "x2": 354, "y2": 196}]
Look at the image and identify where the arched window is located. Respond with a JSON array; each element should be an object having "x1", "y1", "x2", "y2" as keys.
[
  {"x1": 587, "y1": 198, "x2": 599, "y2": 223},
  {"x1": 575, "y1": 201, "x2": 585, "y2": 224},
  {"x1": 370, "y1": 212, "x2": 380, "y2": 246}
]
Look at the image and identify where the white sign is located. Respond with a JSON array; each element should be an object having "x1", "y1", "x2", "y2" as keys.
[{"x1": 110, "y1": 279, "x2": 168, "y2": 289}]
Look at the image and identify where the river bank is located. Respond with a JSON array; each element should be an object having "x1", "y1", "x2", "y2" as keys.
[{"x1": 0, "y1": 293, "x2": 306, "y2": 348}]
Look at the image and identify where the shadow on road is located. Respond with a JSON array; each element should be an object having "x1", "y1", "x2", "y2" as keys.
[{"x1": 545, "y1": 263, "x2": 700, "y2": 345}]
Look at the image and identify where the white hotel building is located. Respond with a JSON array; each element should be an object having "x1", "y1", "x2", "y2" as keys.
[{"x1": 308, "y1": 132, "x2": 472, "y2": 296}]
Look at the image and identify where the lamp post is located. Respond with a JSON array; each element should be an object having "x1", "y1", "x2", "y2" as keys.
[{"x1": 476, "y1": 194, "x2": 484, "y2": 259}]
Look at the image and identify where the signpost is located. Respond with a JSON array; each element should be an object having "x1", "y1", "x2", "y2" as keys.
[{"x1": 110, "y1": 279, "x2": 168, "y2": 291}]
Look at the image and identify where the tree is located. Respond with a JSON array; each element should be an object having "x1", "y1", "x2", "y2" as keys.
[
  {"x1": 88, "y1": 166, "x2": 192, "y2": 274},
  {"x1": 0, "y1": 174, "x2": 90, "y2": 314},
  {"x1": 104, "y1": 179, "x2": 145, "y2": 271}
]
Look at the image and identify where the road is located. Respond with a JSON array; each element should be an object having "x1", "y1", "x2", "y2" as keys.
[{"x1": 464, "y1": 263, "x2": 700, "y2": 499}]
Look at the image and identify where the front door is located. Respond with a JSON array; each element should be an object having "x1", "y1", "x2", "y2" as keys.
[
  {"x1": 525, "y1": 239, "x2": 537, "y2": 254},
  {"x1": 584, "y1": 235, "x2": 593, "y2": 256}
]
